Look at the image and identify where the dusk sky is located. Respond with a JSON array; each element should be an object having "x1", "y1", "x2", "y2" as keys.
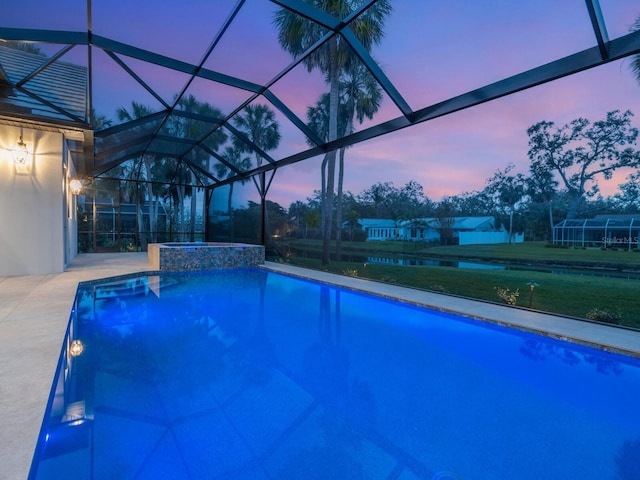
[{"x1": 4, "y1": 0, "x2": 640, "y2": 208}]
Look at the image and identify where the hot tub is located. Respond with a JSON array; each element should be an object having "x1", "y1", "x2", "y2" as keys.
[{"x1": 148, "y1": 242, "x2": 264, "y2": 271}]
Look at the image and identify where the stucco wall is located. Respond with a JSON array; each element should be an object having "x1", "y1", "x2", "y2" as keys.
[{"x1": 0, "y1": 126, "x2": 67, "y2": 275}]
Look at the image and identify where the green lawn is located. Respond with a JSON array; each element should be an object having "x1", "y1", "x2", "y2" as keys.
[
  {"x1": 273, "y1": 240, "x2": 640, "y2": 329},
  {"x1": 425, "y1": 242, "x2": 640, "y2": 268}
]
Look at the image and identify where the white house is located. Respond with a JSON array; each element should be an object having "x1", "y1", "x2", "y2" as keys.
[
  {"x1": 354, "y1": 216, "x2": 524, "y2": 245},
  {"x1": 356, "y1": 218, "x2": 403, "y2": 241},
  {"x1": 0, "y1": 45, "x2": 89, "y2": 274}
]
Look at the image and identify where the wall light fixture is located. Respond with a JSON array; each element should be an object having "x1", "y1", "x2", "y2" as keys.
[
  {"x1": 12, "y1": 136, "x2": 29, "y2": 165},
  {"x1": 69, "y1": 178, "x2": 83, "y2": 195}
]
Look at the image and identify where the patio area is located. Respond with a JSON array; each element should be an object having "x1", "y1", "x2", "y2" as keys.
[
  {"x1": 1, "y1": 253, "x2": 639, "y2": 479},
  {"x1": 0, "y1": 253, "x2": 149, "y2": 480}
]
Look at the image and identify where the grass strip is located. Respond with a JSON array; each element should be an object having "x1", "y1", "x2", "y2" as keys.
[{"x1": 273, "y1": 257, "x2": 640, "y2": 330}]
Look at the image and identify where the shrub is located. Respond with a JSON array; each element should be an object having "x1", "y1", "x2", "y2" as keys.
[
  {"x1": 342, "y1": 268, "x2": 359, "y2": 278},
  {"x1": 585, "y1": 307, "x2": 622, "y2": 325},
  {"x1": 428, "y1": 284, "x2": 448, "y2": 293},
  {"x1": 495, "y1": 287, "x2": 519, "y2": 305}
]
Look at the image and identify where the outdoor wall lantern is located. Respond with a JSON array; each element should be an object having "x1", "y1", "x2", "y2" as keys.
[
  {"x1": 12, "y1": 135, "x2": 29, "y2": 165},
  {"x1": 69, "y1": 178, "x2": 83, "y2": 195},
  {"x1": 69, "y1": 339, "x2": 84, "y2": 357}
]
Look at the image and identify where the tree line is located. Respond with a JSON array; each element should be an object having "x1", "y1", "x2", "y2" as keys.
[
  {"x1": 90, "y1": 99, "x2": 640, "y2": 252},
  {"x1": 278, "y1": 109, "x2": 640, "y2": 246}
]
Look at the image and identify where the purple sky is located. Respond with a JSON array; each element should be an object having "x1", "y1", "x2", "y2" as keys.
[
  {"x1": 267, "y1": 0, "x2": 640, "y2": 206},
  {"x1": 5, "y1": 0, "x2": 640, "y2": 208}
]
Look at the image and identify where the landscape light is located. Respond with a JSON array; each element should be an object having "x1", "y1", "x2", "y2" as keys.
[{"x1": 527, "y1": 281, "x2": 539, "y2": 308}]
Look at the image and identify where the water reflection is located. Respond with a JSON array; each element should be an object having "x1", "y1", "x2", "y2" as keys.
[
  {"x1": 290, "y1": 248, "x2": 640, "y2": 280},
  {"x1": 616, "y1": 438, "x2": 640, "y2": 480},
  {"x1": 520, "y1": 339, "x2": 624, "y2": 375}
]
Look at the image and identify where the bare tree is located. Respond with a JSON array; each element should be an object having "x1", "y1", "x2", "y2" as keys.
[{"x1": 527, "y1": 110, "x2": 640, "y2": 219}]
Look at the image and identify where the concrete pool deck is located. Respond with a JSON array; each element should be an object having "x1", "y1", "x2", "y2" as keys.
[{"x1": 1, "y1": 253, "x2": 639, "y2": 479}]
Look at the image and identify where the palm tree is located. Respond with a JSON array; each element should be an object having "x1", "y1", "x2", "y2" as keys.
[
  {"x1": 631, "y1": 15, "x2": 640, "y2": 86},
  {"x1": 91, "y1": 108, "x2": 112, "y2": 130},
  {"x1": 232, "y1": 104, "x2": 281, "y2": 171},
  {"x1": 274, "y1": 0, "x2": 392, "y2": 265},
  {"x1": 306, "y1": 93, "x2": 348, "y2": 241},
  {"x1": 116, "y1": 102, "x2": 158, "y2": 246},
  {"x1": 288, "y1": 200, "x2": 307, "y2": 238},
  {"x1": 174, "y1": 94, "x2": 227, "y2": 241},
  {"x1": 335, "y1": 63, "x2": 383, "y2": 259},
  {"x1": 305, "y1": 65, "x2": 383, "y2": 259},
  {"x1": 232, "y1": 104, "x2": 281, "y2": 243},
  {"x1": 116, "y1": 101, "x2": 153, "y2": 124},
  {"x1": 214, "y1": 145, "x2": 252, "y2": 240},
  {"x1": 165, "y1": 162, "x2": 192, "y2": 240}
]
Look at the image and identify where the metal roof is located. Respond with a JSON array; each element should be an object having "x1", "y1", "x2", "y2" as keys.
[
  {"x1": 555, "y1": 216, "x2": 640, "y2": 228},
  {"x1": 0, "y1": 45, "x2": 86, "y2": 122},
  {"x1": 1, "y1": 0, "x2": 639, "y2": 193}
]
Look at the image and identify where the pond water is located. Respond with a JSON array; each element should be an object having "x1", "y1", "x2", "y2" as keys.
[{"x1": 289, "y1": 248, "x2": 640, "y2": 281}]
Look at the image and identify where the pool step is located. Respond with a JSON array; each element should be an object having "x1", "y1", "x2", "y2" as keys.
[{"x1": 93, "y1": 276, "x2": 180, "y2": 301}]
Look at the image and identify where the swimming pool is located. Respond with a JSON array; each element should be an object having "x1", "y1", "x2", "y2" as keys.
[{"x1": 29, "y1": 268, "x2": 640, "y2": 479}]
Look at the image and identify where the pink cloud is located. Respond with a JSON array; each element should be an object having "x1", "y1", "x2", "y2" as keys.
[{"x1": 269, "y1": 54, "x2": 640, "y2": 209}]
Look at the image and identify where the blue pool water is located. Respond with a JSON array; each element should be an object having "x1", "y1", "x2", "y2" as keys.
[{"x1": 30, "y1": 269, "x2": 640, "y2": 479}]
